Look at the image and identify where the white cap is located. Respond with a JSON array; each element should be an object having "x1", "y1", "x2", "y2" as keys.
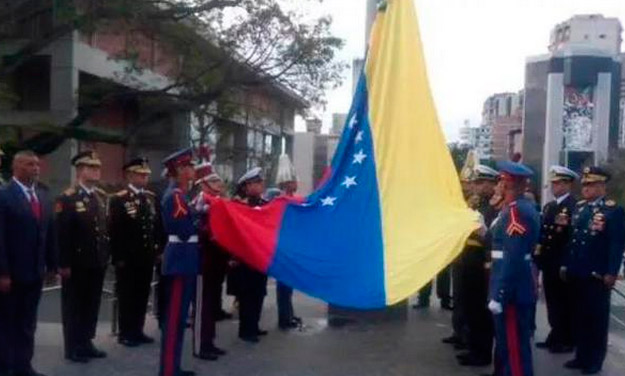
[
  {"x1": 549, "y1": 165, "x2": 579, "y2": 182},
  {"x1": 237, "y1": 167, "x2": 263, "y2": 185}
]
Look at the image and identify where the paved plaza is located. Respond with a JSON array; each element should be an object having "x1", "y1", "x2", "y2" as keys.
[{"x1": 32, "y1": 281, "x2": 625, "y2": 376}]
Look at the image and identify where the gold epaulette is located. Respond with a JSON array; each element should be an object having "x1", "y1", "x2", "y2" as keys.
[
  {"x1": 63, "y1": 187, "x2": 76, "y2": 196},
  {"x1": 115, "y1": 189, "x2": 128, "y2": 197},
  {"x1": 576, "y1": 200, "x2": 586, "y2": 206},
  {"x1": 605, "y1": 200, "x2": 616, "y2": 207},
  {"x1": 144, "y1": 190, "x2": 156, "y2": 196}
]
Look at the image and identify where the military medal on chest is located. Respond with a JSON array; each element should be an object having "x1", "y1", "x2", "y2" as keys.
[{"x1": 590, "y1": 212, "x2": 606, "y2": 234}]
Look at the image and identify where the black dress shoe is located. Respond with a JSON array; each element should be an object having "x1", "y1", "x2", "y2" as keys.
[
  {"x1": 136, "y1": 334, "x2": 155, "y2": 344},
  {"x1": 67, "y1": 352, "x2": 90, "y2": 363},
  {"x1": 581, "y1": 366, "x2": 602, "y2": 375},
  {"x1": 118, "y1": 338, "x2": 140, "y2": 347},
  {"x1": 453, "y1": 342, "x2": 468, "y2": 350},
  {"x1": 442, "y1": 335, "x2": 461, "y2": 344},
  {"x1": 549, "y1": 344, "x2": 574, "y2": 354},
  {"x1": 14, "y1": 370, "x2": 46, "y2": 376},
  {"x1": 239, "y1": 335, "x2": 259, "y2": 343},
  {"x1": 440, "y1": 300, "x2": 453, "y2": 310},
  {"x1": 564, "y1": 359, "x2": 584, "y2": 369},
  {"x1": 179, "y1": 370, "x2": 195, "y2": 376},
  {"x1": 279, "y1": 321, "x2": 299, "y2": 330},
  {"x1": 209, "y1": 345, "x2": 227, "y2": 356},
  {"x1": 193, "y1": 352, "x2": 218, "y2": 361},
  {"x1": 81, "y1": 344, "x2": 107, "y2": 358},
  {"x1": 458, "y1": 356, "x2": 491, "y2": 367},
  {"x1": 215, "y1": 310, "x2": 233, "y2": 321},
  {"x1": 256, "y1": 329, "x2": 268, "y2": 336},
  {"x1": 535, "y1": 341, "x2": 551, "y2": 349}
]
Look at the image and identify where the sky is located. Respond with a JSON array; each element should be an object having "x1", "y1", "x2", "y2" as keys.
[{"x1": 299, "y1": 0, "x2": 625, "y2": 141}]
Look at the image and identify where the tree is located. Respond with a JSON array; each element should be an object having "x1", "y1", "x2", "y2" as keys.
[
  {"x1": 604, "y1": 149, "x2": 625, "y2": 205},
  {"x1": 0, "y1": 0, "x2": 346, "y2": 155}
]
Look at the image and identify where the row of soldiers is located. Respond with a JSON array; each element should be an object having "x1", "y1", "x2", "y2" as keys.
[
  {"x1": 439, "y1": 162, "x2": 624, "y2": 376},
  {"x1": 0, "y1": 147, "x2": 301, "y2": 376}
]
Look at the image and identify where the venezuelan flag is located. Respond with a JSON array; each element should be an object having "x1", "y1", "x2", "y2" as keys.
[{"x1": 209, "y1": 0, "x2": 479, "y2": 309}]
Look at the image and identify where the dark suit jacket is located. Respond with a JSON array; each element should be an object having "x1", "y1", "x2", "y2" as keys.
[{"x1": 0, "y1": 179, "x2": 58, "y2": 282}]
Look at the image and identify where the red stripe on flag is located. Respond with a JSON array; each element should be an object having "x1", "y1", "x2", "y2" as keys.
[
  {"x1": 208, "y1": 197, "x2": 289, "y2": 272},
  {"x1": 164, "y1": 278, "x2": 183, "y2": 376},
  {"x1": 505, "y1": 305, "x2": 524, "y2": 376}
]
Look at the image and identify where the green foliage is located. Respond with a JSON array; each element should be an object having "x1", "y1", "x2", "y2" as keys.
[
  {"x1": 448, "y1": 143, "x2": 471, "y2": 172},
  {"x1": 1, "y1": 0, "x2": 346, "y2": 155}
]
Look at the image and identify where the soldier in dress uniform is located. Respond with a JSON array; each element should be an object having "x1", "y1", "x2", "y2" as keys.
[
  {"x1": 534, "y1": 166, "x2": 578, "y2": 354},
  {"x1": 158, "y1": 148, "x2": 198, "y2": 376},
  {"x1": 56, "y1": 151, "x2": 109, "y2": 363},
  {"x1": 562, "y1": 167, "x2": 625, "y2": 375},
  {"x1": 274, "y1": 155, "x2": 304, "y2": 330},
  {"x1": 442, "y1": 173, "x2": 474, "y2": 349},
  {"x1": 110, "y1": 157, "x2": 161, "y2": 347},
  {"x1": 228, "y1": 167, "x2": 269, "y2": 343},
  {"x1": 457, "y1": 165, "x2": 499, "y2": 367},
  {"x1": 191, "y1": 162, "x2": 227, "y2": 361},
  {"x1": 488, "y1": 161, "x2": 540, "y2": 376}
]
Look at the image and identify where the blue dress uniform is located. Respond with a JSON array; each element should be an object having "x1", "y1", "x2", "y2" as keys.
[
  {"x1": 489, "y1": 161, "x2": 540, "y2": 376},
  {"x1": 564, "y1": 167, "x2": 625, "y2": 374},
  {"x1": 159, "y1": 149, "x2": 199, "y2": 376}
]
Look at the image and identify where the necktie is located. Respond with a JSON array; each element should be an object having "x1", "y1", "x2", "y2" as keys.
[{"x1": 28, "y1": 189, "x2": 41, "y2": 221}]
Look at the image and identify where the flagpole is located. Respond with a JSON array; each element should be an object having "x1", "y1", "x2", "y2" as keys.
[{"x1": 365, "y1": 0, "x2": 378, "y2": 45}]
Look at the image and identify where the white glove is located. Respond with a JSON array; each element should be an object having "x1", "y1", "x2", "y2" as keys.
[
  {"x1": 194, "y1": 194, "x2": 210, "y2": 213},
  {"x1": 477, "y1": 213, "x2": 487, "y2": 238},
  {"x1": 488, "y1": 300, "x2": 503, "y2": 315}
]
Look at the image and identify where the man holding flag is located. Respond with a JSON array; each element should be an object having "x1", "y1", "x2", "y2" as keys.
[
  {"x1": 488, "y1": 161, "x2": 540, "y2": 376},
  {"x1": 158, "y1": 148, "x2": 198, "y2": 376}
]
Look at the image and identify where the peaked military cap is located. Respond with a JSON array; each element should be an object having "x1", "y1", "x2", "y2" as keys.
[
  {"x1": 549, "y1": 165, "x2": 579, "y2": 182},
  {"x1": 72, "y1": 150, "x2": 101, "y2": 167},
  {"x1": 581, "y1": 166, "x2": 610, "y2": 184},
  {"x1": 124, "y1": 157, "x2": 151, "y2": 174},
  {"x1": 162, "y1": 148, "x2": 194, "y2": 170},
  {"x1": 194, "y1": 162, "x2": 222, "y2": 185},
  {"x1": 474, "y1": 165, "x2": 499, "y2": 181},
  {"x1": 496, "y1": 161, "x2": 534, "y2": 179},
  {"x1": 237, "y1": 167, "x2": 263, "y2": 185}
]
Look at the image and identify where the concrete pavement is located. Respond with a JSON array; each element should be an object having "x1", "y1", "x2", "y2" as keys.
[{"x1": 31, "y1": 281, "x2": 625, "y2": 376}]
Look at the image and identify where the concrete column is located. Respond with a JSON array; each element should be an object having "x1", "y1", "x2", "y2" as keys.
[
  {"x1": 541, "y1": 73, "x2": 564, "y2": 205},
  {"x1": 593, "y1": 73, "x2": 612, "y2": 165},
  {"x1": 46, "y1": 31, "x2": 79, "y2": 193}
]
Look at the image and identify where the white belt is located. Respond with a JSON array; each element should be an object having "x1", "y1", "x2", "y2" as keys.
[
  {"x1": 491, "y1": 250, "x2": 531, "y2": 261},
  {"x1": 168, "y1": 235, "x2": 199, "y2": 243}
]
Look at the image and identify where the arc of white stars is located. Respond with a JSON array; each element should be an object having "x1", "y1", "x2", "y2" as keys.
[
  {"x1": 353, "y1": 150, "x2": 367, "y2": 164},
  {"x1": 355, "y1": 131, "x2": 364, "y2": 144},
  {"x1": 321, "y1": 196, "x2": 337, "y2": 206},
  {"x1": 348, "y1": 115, "x2": 358, "y2": 129},
  {"x1": 342, "y1": 176, "x2": 357, "y2": 189}
]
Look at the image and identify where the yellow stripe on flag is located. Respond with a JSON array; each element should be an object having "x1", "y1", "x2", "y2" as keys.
[{"x1": 366, "y1": 0, "x2": 479, "y2": 305}]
